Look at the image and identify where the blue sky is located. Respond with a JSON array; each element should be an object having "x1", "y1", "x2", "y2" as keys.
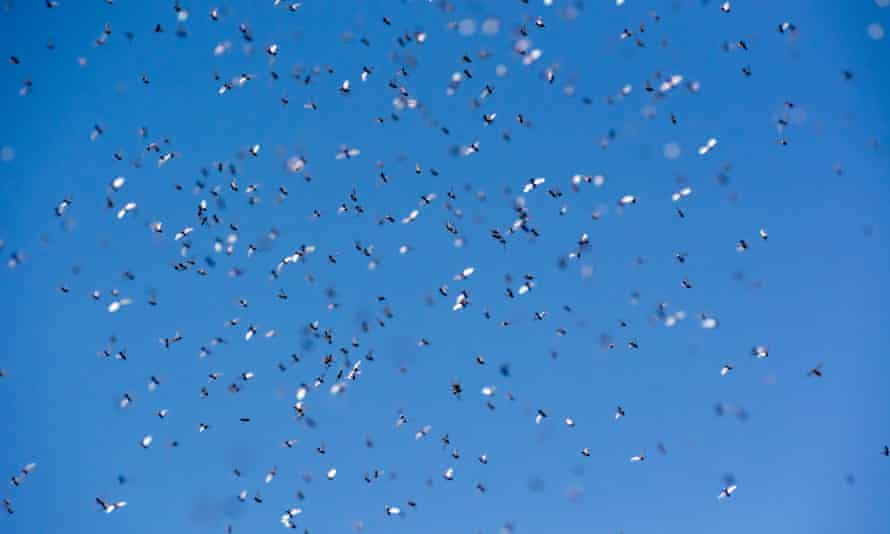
[{"x1": 1, "y1": 0, "x2": 889, "y2": 533}]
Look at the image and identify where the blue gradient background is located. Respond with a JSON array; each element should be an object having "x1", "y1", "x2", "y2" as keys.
[{"x1": 1, "y1": 1, "x2": 889, "y2": 533}]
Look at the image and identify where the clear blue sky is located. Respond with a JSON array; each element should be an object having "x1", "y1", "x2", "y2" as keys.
[{"x1": 1, "y1": 1, "x2": 889, "y2": 533}]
